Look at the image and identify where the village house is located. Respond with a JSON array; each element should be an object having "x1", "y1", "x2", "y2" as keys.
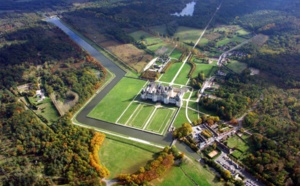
[{"x1": 141, "y1": 82, "x2": 183, "y2": 107}]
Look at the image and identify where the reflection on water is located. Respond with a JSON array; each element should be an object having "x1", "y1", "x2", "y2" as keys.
[{"x1": 171, "y1": 1, "x2": 196, "y2": 17}]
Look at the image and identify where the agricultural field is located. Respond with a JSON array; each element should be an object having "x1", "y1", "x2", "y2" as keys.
[
  {"x1": 99, "y1": 40, "x2": 152, "y2": 72},
  {"x1": 99, "y1": 136, "x2": 161, "y2": 179},
  {"x1": 226, "y1": 60, "x2": 247, "y2": 74},
  {"x1": 169, "y1": 49, "x2": 183, "y2": 59},
  {"x1": 88, "y1": 77, "x2": 146, "y2": 123},
  {"x1": 192, "y1": 58, "x2": 218, "y2": 77},
  {"x1": 173, "y1": 26, "x2": 203, "y2": 43},
  {"x1": 148, "y1": 43, "x2": 174, "y2": 55},
  {"x1": 129, "y1": 30, "x2": 163, "y2": 46}
]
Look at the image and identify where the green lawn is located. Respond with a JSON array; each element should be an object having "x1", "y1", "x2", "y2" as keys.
[
  {"x1": 129, "y1": 30, "x2": 162, "y2": 46},
  {"x1": 88, "y1": 77, "x2": 146, "y2": 122},
  {"x1": 99, "y1": 137, "x2": 160, "y2": 179},
  {"x1": 173, "y1": 107, "x2": 188, "y2": 128},
  {"x1": 174, "y1": 63, "x2": 191, "y2": 85},
  {"x1": 188, "y1": 101, "x2": 201, "y2": 122},
  {"x1": 127, "y1": 104, "x2": 155, "y2": 128},
  {"x1": 170, "y1": 49, "x2": 182, "y2": 59},
  {"x1": 159, "y1": 62, "x2": 182, "y2": 83},
  {"x1": 193, "y1": 60, "x2": 218, "y2": 77},
  {"x1": 146, "y1": 108, "x2": 176, "y2": 134},
  {"x1": 198, "y1": 38, "x2": 209, "y2": 46},
  {"x1": 226, "y1": 135, "x2": 249, "y2": 152},
  {"x1": 147, "y1": 43, "x2": 174, "y2": 54},
  {"x1": 174, "y1": 26, "x2": 203, "y2": 43},
  {"x1": 117, "y1": 102, "x2": 141, "y2": 124},
  {"x1": 226, "y1": 60, "x2": 247, "y2": 74},
  {"x1": 232, "y1": 150, "x2": 243, "y2": 159},
  {"x1": 29, "y1": 97, "x2": 60, "y2": 122},
  {"x1": 216, "y1": 36, "x2": 245, "y2": 47},
  {"x1": 154, "y1": 158, "x2": 221, "y2": 186}
]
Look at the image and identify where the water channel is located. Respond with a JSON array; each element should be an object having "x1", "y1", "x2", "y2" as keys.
[{"x1": 46, "y1": 17, "x2": 201, "y2": 159}]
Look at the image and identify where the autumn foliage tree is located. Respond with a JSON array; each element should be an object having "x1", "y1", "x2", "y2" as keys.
[
  {"x1": 117, "y1": 147, "x2": 175, "y2": 185},
  {"x1": 173, "y1": 123, "x2": 193, "y2": 138}
]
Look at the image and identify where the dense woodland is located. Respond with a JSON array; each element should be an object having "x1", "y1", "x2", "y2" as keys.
[
  {"x1": 0, "y1": 10, "x2": 108, "y2": 185},
  {"x1": 0, "y1": 0, "x2": 300, "y2": 185}
]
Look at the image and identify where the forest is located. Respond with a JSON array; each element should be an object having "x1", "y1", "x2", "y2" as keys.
[
  {"x1": 0, "y1": 9, "x2": 108, "y2": 185},
  {"x1": 0, "y1": 0, "x2": 300, "y2": 185}
]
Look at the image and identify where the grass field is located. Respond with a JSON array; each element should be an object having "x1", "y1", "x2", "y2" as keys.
[
  {"x1": 232, "y1": 150, "x2": 243, "y2": 159},
  {"x1": 174, "y1": 26, "x2": 203, "y2": 43},
  {"x1": 216, "y1": 36, "x2": 245, "y2": 47},
  {"x1": 173, "y1": 107, "x2": 188, "y2": 128},
  {"x1": 226, "y1": 135, "x2": 249, "y2": 152},
  {"x1": 88, "y1": 77, "x2": 146, "y2": 122},
  {"x1": 173, "y1": 63, "x2": 191, "y2": 85},
  {"x1": 118, "y1": 101, "x2": 176, "y2": 134},
  {"x1": 170, "y1": 49, "x2": 182, "y2": 59},
  {"x1": 159, "y1": 62, "x2": 182, "y2": 83},
  {"x1": 126, "y1": 104, "x2": 155, "y2": 128},
  {"x1": 129, "y1": 30, "x2": 162, "y2": 46},
  {"x1": 29, "y1": 97, "x2": 60, "y2": 122},
  {"x1": 226, "y1": 60, "x2": 247, "y2": 74},
  {"x1": 99, "y1": 137, "x2": 160, "y2": 179},
  {"x1": 117, "y1": 102, "x2": 141, "y2": 124},
  {"x1": 154, "y1": 157, "x2": 221, "y2": 186},
  {"x1": 193, "y1": 58, "x2": 218, "y2": 77},
  {"x1": 145, "y1": 107, "x2": 176, "y2": 134}
]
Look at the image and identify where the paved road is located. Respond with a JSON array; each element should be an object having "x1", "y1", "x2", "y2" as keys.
[{"x1": 46, "y1": 17, "x2": 202, "y2": 159}]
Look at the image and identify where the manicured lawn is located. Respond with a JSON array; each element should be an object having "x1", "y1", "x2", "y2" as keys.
[
  {"x1": 146, "y1": 107, "x2": 176, "y2": 134},
  {"x1": 159, "y1": 62, "x2": 182, "y2": 83},
  {"x1": 226, "y1": 60, "x2": 247, "y2": 74},
  {"x1": 99, "y1": 137, "x2": 160, "y2": 179},
  {"x1": 127, "y1": 104, "x2": 155, "y2": 128},
  {"x1": 117, "y1": 102, "x2": 141, "y2": 124},
  {"x1": 154, "y1": 157, "x2": 221, "y2": 186},
  {"x1": 174, "y1": 26, "x2": 203, "y2": 43},
  {"x1": 170, "y1": 49, "x2": 182, "y2": 59},
  {"x1": 88, "y1": 77, "x2": 146, "y2": 122},
  {"x1": 174, "y1": 63, "x2": 191, "y2": 85},
  {"x1": 173, "y1": 107, "x2": 188, "y2": 128},
  {"x1": 188, "y1": 108, "x2": 199, "y2": 122},
  {"x1": 226, "y1": 135, "x2": 249, "y2": 152}
]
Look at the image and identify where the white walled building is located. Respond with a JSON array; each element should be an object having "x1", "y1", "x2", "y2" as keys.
[{"x1": 141, "y1": 82, "x2": 183, "y2": 107}]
